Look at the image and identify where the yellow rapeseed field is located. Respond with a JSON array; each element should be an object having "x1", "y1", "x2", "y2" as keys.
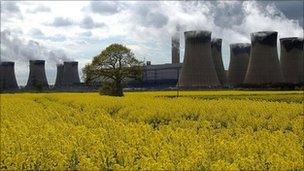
[{"x1": 1, "y1": 91, "x2": 303, "y2": 170}]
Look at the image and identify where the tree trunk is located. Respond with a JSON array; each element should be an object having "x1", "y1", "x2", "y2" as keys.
[{"x1": 114, "y1": 79, "x2": 123, "y2": 96}]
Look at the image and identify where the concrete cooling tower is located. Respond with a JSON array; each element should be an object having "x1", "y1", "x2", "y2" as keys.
[
  {"x1": 26, "y1": 60, "x2": 49, "y2": 89},
  {"x1": 280, "y1": 37, "x2": 304, "y2": 84},
  {"x1": 0, "y1": 62, "x2": 19, "y2": 90},
  {"x1": 211, "y1": 38, "x2": 227, "y2": 85},
  {"x1": 244, "y1": 31, "x2": 284, "y2": 84},
  {"x1": 62, "y1": 61, "x2": 80, "y2": 86},
  {"x1": 172, "y1": 34, "x2": 180, "y2": 64},
  {"x1": 228, "y1": 43, "x2": 251, "y2": 86},
  {"x1": 54, "y1": 64, "x2": 64, "y2": 87},
  {"x1": 178, "y1": 30, "x2": 220, "y2": 88}
]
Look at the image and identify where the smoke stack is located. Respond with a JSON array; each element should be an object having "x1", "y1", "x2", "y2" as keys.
[
  {"x1": 0, "y1": 61, "x2": 19, "y2": 90},
  {"x1": 54, "y1": 64, "x2": 64, "y2": 87},
  {"x1": 172, "y1": 34, "x2": 180, "y2": 64},
  {"x1": 62, "y1": 61, "x2": 80, "y2": 86},
  {"x1": 26, "y1": 60, "x2": 49, "y2": 89},
  {"x1": 244, "y1": 31, "x2": 284, "y2": 84},
  {"x1": 280, "y1": 37, "x2": 304, "y2": 84},
  {"x1": 211, "y1": 38, "x2": 227, "y2": 85},
  {"x1": 178, "y1": 30, "x2": 220, "y2": 88},
  {"x1": 228, "y1": 43, "x2": 251, "y2": 85}
]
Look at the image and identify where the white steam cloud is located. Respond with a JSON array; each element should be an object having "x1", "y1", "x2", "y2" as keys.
[
  {"x1": 117, "y1": 1, "x2": 302, "y2": 66},
  {"x1": 1, "y1": 29, "x2": 72, "y2": 64}
]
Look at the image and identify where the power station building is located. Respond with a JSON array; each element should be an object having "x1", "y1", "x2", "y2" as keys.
[
  {"x1": 227, "y1": 43, "x2": 251, "y2": 86},
  {"x1": 128, "y1": 34, "x2": 182, "y2": 88},
  {"x1": 211, "y1": 38, "x2": 227, "y2": 85},
  {"x1": 0, "y1": 61, "x2": 19, "y2": 90},
  {"x1": 178, "y1": 30, "x2": 220, "y2": 88},
  {"x1": 280, "y1": 37, "x2": 304, "y2": 84},
  {"x1": 244, "y1": 31, "x2": 284, "y2": 84},
  {"x1": 2, "y1": 31, "x2": 303, "y2": 91},
  {"x1": 26, "y1": 60, "x2": 49, "y2": 89}
]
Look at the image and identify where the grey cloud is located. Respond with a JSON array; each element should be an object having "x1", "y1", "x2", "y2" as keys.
[
  {"x1": 129, "y1": 3, "x2": 169, "y2": 28},
  {"x1": 144, "y1": 11, "x2": 169, "y2": 28},
  {"x1": 1, "y1": 1, "x2": 23, "y2": 20},
  {"x1": 1, "y1": 1, "x2": 20, "y2": 12},
  {"x1": 10, "y1": 28, "x2": 23, "y2": 35},
  {"x1": 29, "y1": 28, "x2": 45, "y2": 37},
  {"x1": 80, "y1": 16, "x2": 106, "y2": 29},
  {"x1": 28, "y1": 29, "x2": 67, "y2": 42},
  {"x1": 89, "y1": 1, "x2": 121, "y2": 15},
  {"x1": 51, "y1": 17, "x2": 74, "y2": 27},
  {"x1": 213, "y1": 2, "x2": 245, "y2": 28},
  {"x1": 272, "y1": 1, "x2": 303, "y2": 27},
  {"x1": 1, "y1": 29, "x2": 71, "y2": 64},
  {"x1": 194, "y1": 1, "x2": 303, "y2": 29},
  {"x1": 79, "y1": 31, "x2": 92, "y2": 37},
  {"x1": 27, "y1": 5, "x2": 51, "y2": 13},
  {"x1": 47, "y1": 34, "x2": 67, "y2": 42}
]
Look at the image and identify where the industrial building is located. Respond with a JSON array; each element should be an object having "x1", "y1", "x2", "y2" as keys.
[
  {"x1": 211, "y1": 38, "x2": 227, "y2": 85},
  {"x1": 26, "y1": 60, "x2": 49, "y2": 89},
  {"x1": 178, "y1": 30, "x2": 220, "y2": 88},
  {"x1": 127, "y1": 62, "x2": 182, "y2": 88},
  {"x1": 0, "y1": 61, "x2": 19, "y2": 90},
  {"x1": 280, "y1": 37, "x2": 304, "y2": 84},
  {"x1": 128, "y1": 34, "x2": 182, "y2": 88},
  {"x1": 244, "y1": 31, "x2": 284, "y2": 84},
  {"x1": 227, "y1": 43, "x2": 251, "y2": 86}
]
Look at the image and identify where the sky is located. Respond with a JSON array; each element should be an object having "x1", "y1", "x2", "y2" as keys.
[{"x1": 1, "y1": 1, "x2": 303, "y2": 86}]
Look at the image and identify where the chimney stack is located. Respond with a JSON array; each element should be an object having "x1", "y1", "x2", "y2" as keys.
[
  {"x1": 244, "y1": 31, "x2": 284, "y2": 84},
  {"x1": 280, "y1": 37, "x2": 304, "y2": 84},
  {"x1": 54, "y1": 64, "x2": 64, "y2": 88},
  {"x1": 26, "y1": 60, "x2": 49, "y2": 89},
  {"x1": 178, "y1": 30, "x2": 220, "y2": 88},
  {"x1": 0, "y1": 61, "x2": 19, "y2": 90},
  {"x1": 228, "y1": 43, "x2": 251, "y2": 86},
  {"x1": 171, "y1": 33, "x2": 180, "y2": 64},
  {"x1": 211, "y1": 38, "x2": 227, "y2": 85},
  {"x1": 62, "y1": 61, "x2": 80, "y2": 86}
]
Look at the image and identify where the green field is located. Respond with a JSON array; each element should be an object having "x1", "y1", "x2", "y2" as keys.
[{"x1": 1, "y1": 91, "x2": 303, "y2": 170}]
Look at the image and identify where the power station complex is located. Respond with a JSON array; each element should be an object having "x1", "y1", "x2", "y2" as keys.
[
  {"x1": 0, "y1": 60, "x2": 81, "y2": 91},
  {"x1": 1, "y1": 31, "x2": 303, "y2": 91}
]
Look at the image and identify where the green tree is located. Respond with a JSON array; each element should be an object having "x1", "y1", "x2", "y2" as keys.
[{"x1": 83, "y1": 44, "x2": 143, "y2": 96}]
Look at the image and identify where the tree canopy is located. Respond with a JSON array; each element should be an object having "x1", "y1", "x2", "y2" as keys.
[{"x1": 83, "y1": 44, "x2": 142, "y2": 96}]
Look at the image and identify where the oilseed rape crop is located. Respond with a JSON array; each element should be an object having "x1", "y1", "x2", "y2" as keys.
[{"x1": 1, "y1": 91, "x2": 303, "y2": 170}]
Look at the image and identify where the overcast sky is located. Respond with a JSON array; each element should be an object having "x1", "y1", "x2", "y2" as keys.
[{"x1": 1, "y1": 1, "x2": 303, "y2": 85}]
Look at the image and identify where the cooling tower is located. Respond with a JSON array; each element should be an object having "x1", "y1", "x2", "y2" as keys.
[
  {"x1": 280, "y1": 37, "x2": 304, "y2": 84},
  {"x1": 172, "y1": 34, "x2": 180, "y2": 64},
  {"x1": 62, "y1": 61, "x2": 80, "y2": 86},
  {"x1": 54, "y1": 64, "x2": 64, "y2": 87},
  {"x1": 0, "y1": 62, "x2": 19, "y2": 90},
  {"x1": 178, "y1": 30, "x2": 220, "y2": 88},
  {"x1": 26, "y1": 60, "x2": 49, "y2": 89},
  {"x1": 244, "y1": 31, "x2": 284, "y2": 84},
  {"x1": 227, "y1": 43, "x2": 251, "y2": 85},
  {"x1": 211, "y1": 38, "x2": 226, "y2": 85}
]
